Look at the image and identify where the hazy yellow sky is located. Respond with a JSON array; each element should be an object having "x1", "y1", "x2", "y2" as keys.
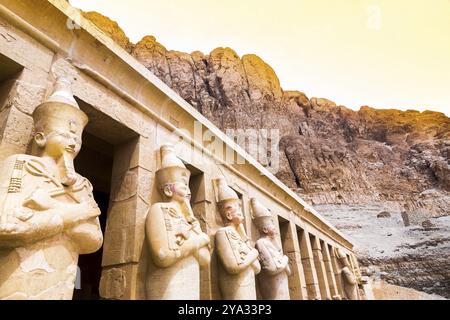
[{"x1": 70, "y1": 0, "x2": 450, "y2": 116}]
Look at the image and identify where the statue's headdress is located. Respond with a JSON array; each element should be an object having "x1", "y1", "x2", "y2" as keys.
[
  {"x1": 215, "y1": 176, "x2": 239, "y2": 204},
  {"x1": 155, "y1": 143, "x2": 190, "y2": 192},
  {"x1": 335, "y1": 248, "x2": 350, "y2": 267},
  {"x1": 250, "y1": 198, "x2": 273, "y2": 229},
  {"x1": 32, "y1": 77, "x2": 88, "y2": 136}
]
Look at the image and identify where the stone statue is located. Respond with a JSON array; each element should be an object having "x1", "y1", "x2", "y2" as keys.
[
  {"x1": 145, "y1": 144, "x2": 210, "y2": 300},
  {"x1": 251, "y1": 198, "x2": 291, "y2": 300},
  {"x1": 335, "y1": 248, "x2": 358, "y2": 300},
  {"x1": 214, "y1": 176, "x2": 260, "y2": 300},
  {"x1": 0, "y1": 77, "x2": 103, "y2": 300}
]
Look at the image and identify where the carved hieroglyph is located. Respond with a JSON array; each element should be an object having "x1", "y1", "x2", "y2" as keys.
[
  {"x1": 214, "y1": 177, "x2": 261, "y2": 300},
  {"x1": 335, "y1": 248, "x2": 358, "y2": 300},
  {"x1": 250, "y1": 198, "x2": 291, "y2": 300},
  {"x1": 0, "y1": 77, "x2": 103, "y2": 300},
  {"x1": 145, "y1": 144, "x2": 210, "y2": 300}
]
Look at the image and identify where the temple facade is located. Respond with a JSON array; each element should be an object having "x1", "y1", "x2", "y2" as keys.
[{"x1": 0, "y1": 0, "x2": 371, "y2": 300}]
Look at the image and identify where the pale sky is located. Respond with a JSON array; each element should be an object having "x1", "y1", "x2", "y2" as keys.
[{"x1": 70, "y1": 0, "x2": 450, "y2": 116}]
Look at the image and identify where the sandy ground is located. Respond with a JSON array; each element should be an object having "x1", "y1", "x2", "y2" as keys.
[{"x1": 315, "y1": 203, "x2": 450, "y2": 299}]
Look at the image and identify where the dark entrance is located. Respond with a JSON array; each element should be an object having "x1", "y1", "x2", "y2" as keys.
[
  {"x1": 73, "y1": 131, "x2": 114, "y2": 300},
  {"x1": 0, "y1": 52, "x2": 23, "y2": 133},
  {"x1": 70, "y1": 96, "x2": 139, "y2": 300}
]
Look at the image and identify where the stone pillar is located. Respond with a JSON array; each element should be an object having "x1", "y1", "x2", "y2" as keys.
[
  {"x1": 330, "y1": 246, "x2": 345, "y2": 298},
  {"x1": 241, "y1": 193, "x2": 253, "y2": 240},
  {"x1": 99, "y1": 136, "x2": 153, "y2": 299},
  {"x1": 321, "y1": 241, "x2": 340, "y2": 299},
  {"x1": 350, "y1": 253, "x2": 362, "y2": 279},
  {"x1": 281, "y1": 221, "x2": 308, "y2": 300},
  {"x1": 297, "y1": 228, "x2": 321, "y2": 299},
  {"x1": 310, "y1": 235, "x2": 331, "y2": 300},
  {"x1": 0, "y1": 70, "x2": 47, "y2": 163},
  {"x1": 0, "y1": 16, "x2": 52, "y2": 163}
]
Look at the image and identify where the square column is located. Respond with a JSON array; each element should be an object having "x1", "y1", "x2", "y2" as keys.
[
  {"x1": 329, "y1": 246, "x2": 345, "y2": 298},
  {"x1": 310, "y1": 235, "x2": 331, "y2": 300},
  {"x1": 297, "y1": 228, "x2": 321, "y2": 299},
  {"x1": 280, "y1": 220, "x2": 308, "y2": 300},
  {"x1": 321, "y1": 241, "x2": 340, "y2": 299},
  {"x1": 99, "y1": 136, "x2": 153, "y2": 299},
  {"x1": 0, "y1": 69, "x2": 48, "y2": 163}
]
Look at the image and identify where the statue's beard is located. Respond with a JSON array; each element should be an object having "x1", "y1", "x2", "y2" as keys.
[
  {"x1": 171, "y1": 185, "x2": 192, "y2": 215},
  {"x1": 179, "y1": 196, "x2": 195, "y2": 219},
  {"x1": 58, "y1": 152, "x2": 77, "y2": 186}
]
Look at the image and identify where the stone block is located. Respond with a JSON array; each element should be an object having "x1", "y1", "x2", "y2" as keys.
[{"x1": 99, "y1": 267, "x2": 126, "y2": 299}]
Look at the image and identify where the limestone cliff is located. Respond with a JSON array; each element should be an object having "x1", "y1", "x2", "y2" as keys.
[{"x1": 83, "y1": 11, "x2": 450, "y2": 298}]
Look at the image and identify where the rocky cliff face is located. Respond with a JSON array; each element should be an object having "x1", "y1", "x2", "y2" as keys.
[{"x1": 84, "y1": 11, "x2": 450, "y2": 298}]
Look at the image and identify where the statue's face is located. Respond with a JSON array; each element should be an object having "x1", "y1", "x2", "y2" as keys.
[
  {"x1": 171, "y1": 181, "x2": 191, "y2": 202},
  {"x1": 35, "y1": 129, "x2": 82, "y2": 159},
  {"x1": 261, "y1": 219, "x2": 277, "y2": 238},
  {"x1": 164, "y1": 176, "x2": 191, "y2": 203},
  {"x1": 221, "y1": 200, "x2": 244, "y2": 225}
]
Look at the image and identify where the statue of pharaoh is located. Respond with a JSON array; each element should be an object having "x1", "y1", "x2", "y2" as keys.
[
  {"x1": 145, "y1": 144, "x2": 210, "y2": 299},
  {"x1": 0, "y1": 77, "x2": 103, "y2": 300},
  {"x1": 214, "y1": 176, "x2": 260, "y2": 300},
  {"x1": 251, "y1": 198, "x2": 291, "y2": 300},
  {"x1": 335, "y1": 248, "x2": 358, "y2": 300}
]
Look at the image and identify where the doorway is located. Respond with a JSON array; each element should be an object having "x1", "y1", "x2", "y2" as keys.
[
  {"x1": 71, "y1": 97, "x2": 138, "y2": 300},
  {"x1": 73, "y1": 131, "x2": 114, "y2": 300},
  {"x1": 0, "y1": 52, "x2": 23, "y2": 139}
]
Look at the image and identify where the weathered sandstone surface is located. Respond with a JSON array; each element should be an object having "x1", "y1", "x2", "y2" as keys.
[{"x1": 84, "y1": 11, "x2": 449, "y2": 298}]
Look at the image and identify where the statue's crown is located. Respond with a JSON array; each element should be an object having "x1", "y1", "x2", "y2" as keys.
[
  {"x1": 155, "y1": 144, "x2": 190, "y2": 190},
  {"x1": 32, "y1": 77, "x2": 88, "y2": 136},
  {"x1": 215, "y1": 176, "x2": 239, "y2": 203},
  {"x1": 250, "y1": 198, "x2": 273, "y2": 227},
  {"x1": 336, "y1": 248, "x2": 348, "y2": 260}
]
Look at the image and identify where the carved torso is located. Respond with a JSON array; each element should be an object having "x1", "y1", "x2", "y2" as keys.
[
  {"x1": 216, "y1": 226, "x2": 258, "y2": 300},
  {"x1": 0, "y1": 154, "x2": 103, "y2": 300},
  {"x1": 256, "y1": 238, "x2": 290, "y2": 300},
  {"x1": 224, "y1": 227, "x2": 253, "y2": 265},
  {"x1": 160, "y1": 204, "x2": 193, "y2": 256},
  {"x1": 257, "y1": 238, "x2": 285, "y2": 270},
  {"x1": 145, "y1": 202, "x2": 201, "y2": 300},
  {"x1": 341, "y1": 266, "x2": 358, "y2": 300}
]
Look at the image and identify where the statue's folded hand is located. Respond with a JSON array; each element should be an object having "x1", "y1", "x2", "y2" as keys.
[
  {"x1": 198, "y1": 232, "x2": 210, "y2": 247},
  {"x1": 60, "y1": 201, "x2": 100, "y2": 227},
  {"x1": 196, "y1": 246, "x2": 211, "y2": 267},
  {"x1": 175, "y1": 225, "x2": 190, "y2": 240},
  {"x1": 86, "y1": 197, "x2": 100, "y2": 211},
  {"x1": 23, "y1": 188, "x2": 58, "y2": 211},
  {"x1": 12, "y1": 207, "x2": 35, "y2": 222},
  {"x1": 251, "y1": 258, "x2": 261, "y2": 274},
  {"x1": 0, "y1": 222, "x2": 27, "y2": 235},
  {"x1": 285, "y1": 260, "x2": 292, "y2": 276},
  {"x1": 78, "y1": 202, "x2": 101, "y2": 220}
]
